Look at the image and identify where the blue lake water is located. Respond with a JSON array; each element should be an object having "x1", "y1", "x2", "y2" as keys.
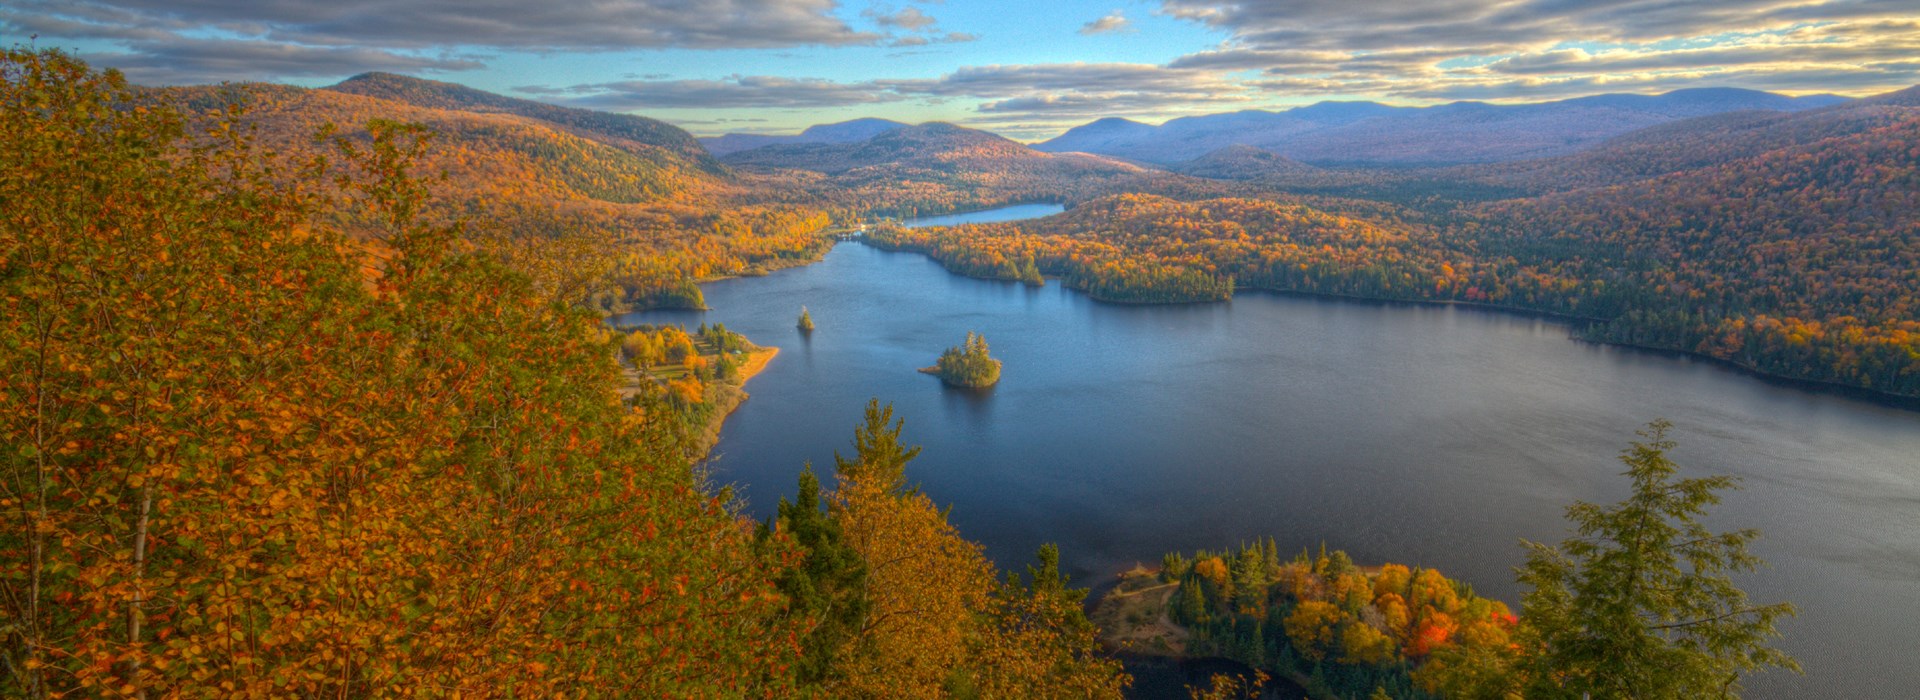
[
  {"x1": 900, "y1": 202, "x2": 1066, "y2": 228},
  {"x1": 621, "y1": 222, "x2": 1920, "y2": 699}
]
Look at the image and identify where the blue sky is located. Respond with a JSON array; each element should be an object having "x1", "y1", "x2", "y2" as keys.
[{"x1": 7, "y1": 0, "x2": 1918, "y2": 140}]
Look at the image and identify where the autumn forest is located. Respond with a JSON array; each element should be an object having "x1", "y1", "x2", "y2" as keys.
[{"x1": 5, "y1": 28, "x2": 1914, "y2": 698}]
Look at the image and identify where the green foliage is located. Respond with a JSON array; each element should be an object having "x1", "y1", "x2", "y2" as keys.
[
  {"x1": 798, "y1": 306, "x2": 815, "y2": 331},
  {"x1": 833, "y1": 398, "x2": 924, "y2": 492},
  {"x1": 765, "y1": 465, "x2": 870, "y2": 689},
  {"x1": 634, "y1": 278, "x2": 706, "y2": 309},
  {"x1": 933, "y1": 331, "x2": 1003, "y2": 388},
  {"x1": 1517, "y1": 420, "x2": 1799, "y2": 699}
]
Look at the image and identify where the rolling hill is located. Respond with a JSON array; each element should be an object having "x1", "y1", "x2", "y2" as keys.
[
  {"x1": 1452, "y1": 86, "x2": 1920, "y2": 193},
  {"x1": 326, "y1": 72, "x2": 721, "y2": 169},
  {"x1": 1035, "y1": 89, "x2": 1849, "y2": 166},
  {"x1": 156, "y1": 74, "x2": 835, "y2": 310},
  {"x1": 1168, "y1": 145, "x2": 1319, "y2": 181},
  {"x1": 700, "y1": 117, "x2": 908, "y2": 156},
  {"x1": 717, "y1": 121, "x2": 1162, "y2": 217}
]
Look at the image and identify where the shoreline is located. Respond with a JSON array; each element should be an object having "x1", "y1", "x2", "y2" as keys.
[
  {"x1": 692, "y1": 345, "x2": 778, "y2": 457},
  {"x1": 858, "y1": 239, "x2": 1920, "y2": 409},
  {"x1": 1093, "y1": 566, "x2": 1324, "y2": 699}
]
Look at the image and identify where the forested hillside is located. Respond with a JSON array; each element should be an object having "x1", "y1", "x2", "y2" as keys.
[
  {"x1": 325, "y1": 72, "x2": 718, "y2": 168},
  {"x1": 721, "y1": 121, "x2": 1159, "y2": 218},
  {"x1": 867, "y1": 98, "x2": 1920, "y2": 397},
  {"x1": 1, "y1": 49, "x2": 1126, "y2": 698},
  {"x1": 701, "y1": 117, "x2": 907, "y2": 156},
  {"x1": 155, "y1": 75, "x2": 835, "y2": 312}
]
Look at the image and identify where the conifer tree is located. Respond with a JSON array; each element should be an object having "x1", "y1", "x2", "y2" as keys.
[
  {"x1": 833, "y1": 398, "x2": 922, "y2": 492},
  {"x1": 1517, "y1": 420, "x2": 1798, "y2": 699}
]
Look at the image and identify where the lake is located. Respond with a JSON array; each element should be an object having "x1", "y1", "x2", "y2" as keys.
[
  {"x1": 900, "y1": 202, "x2": 1065, "y2": 228},
  {"x1": 622, "y1": 239, "x2": 1920, "y2": 698}
]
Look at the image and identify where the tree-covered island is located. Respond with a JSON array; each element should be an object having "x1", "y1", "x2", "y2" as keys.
[{"x1": 921, "y1": 331, "x2": 1003, "y2": 387}]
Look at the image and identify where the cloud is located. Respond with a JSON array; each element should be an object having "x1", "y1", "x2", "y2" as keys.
[
  {"x1": 77, "y1": 39, "x2": 484, "y2": 85},
  {"x1": 11, "y1": 0, "x2": 880, "y2": 50},
  {"x1": 887, "y1": 31, "x2": 978, "y2": 47},
  {"x1": 1159, "y1": 1, "x2": 1920, "y2": 102},
  {"x1": 886, "y1": 62, "x2": 1237, "y2": 98},
  {"x1": 865, "y1": 6, "x2": 939, "y2": 31},
  {"x1": 1160, "y1": 0, "x2": 1916, "y2": 51},
  {"x1": 2, "y1": 0, "x2": 896, "y2": 84},
  {"x1": 1079, "y1": 11, "x2": 1131, "y2": 35},
  {"x1": 977, "y1": 91, "x2": 1248, "y2": 115},
  {"x1": 534, "y1": 76, "x2": 905, "y2": 110},
  {"x1": 877, "y1": 62, "x2": 1253, "y2": 120}
]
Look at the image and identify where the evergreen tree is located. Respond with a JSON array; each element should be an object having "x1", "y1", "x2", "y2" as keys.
[
  {"x1": 931, "y1": 331, "x2": 1002, "y2": 388},
  {"x1": 833, "y1": 398, "x2": 922, "y2": 492},
  {"x1": 765, "y1": 465, "x2": 869, "y2": 688},
  {"x1": 797, "y1": 306, "x2": 815, "y2": 331},
  {"x1": 1517, "y1": 420, "x2": 1798, "y2": 699}
]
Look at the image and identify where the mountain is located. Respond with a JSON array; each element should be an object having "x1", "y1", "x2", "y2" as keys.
[
  {"x1": 723, "y1": 122, "x2": 1044, "y2": 174},
  {"x1": 1036, "y1": 88, "x2": 1853, "y2": 166},
  {"x1": 1860, "y1": 84, "x2": 1920, "y2": 107},
  {"x1": 1036, "y1": 110, "x2": 1328, "y2": 163},
  {"x1": 326, "y1": 72, "x2": 718, "y2": 169},
  {"x1": 1456, "y1": 84, "x2": 1920, "y2": 192},
  {"x1": 701, "y1": 117, "x2": 908, "y2": 156},
  {"x1": 1462, "y1": 110, "x2": 1920, "y2": 395},
  {"x1": 1280, "y1": 100, "x2": 1404, "y2": 124},
  {"x1": 1032, "y1": 117, "x2": 1157, "y2": 155},
  {"x1": 719, "y1": 121, "x2": 1156, "y2": 217},
  {"x1": 1169, "y1": 145, "x2": 1318, "y2": 181},
  {"x1": 158, "y1": 75, "x2": 836, "y2": 310}
]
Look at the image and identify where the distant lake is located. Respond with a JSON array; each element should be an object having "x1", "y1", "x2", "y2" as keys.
[
  {"x1": 621, "y1": 243, "x2": 1920, "y2": 699},
  {"x1": 901, "y1": 202, "x2": 1065, "y2": 228}
]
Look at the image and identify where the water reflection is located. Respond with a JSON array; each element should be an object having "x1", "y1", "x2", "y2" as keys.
[{"x1": 618, "y1": 243, "x2": 1920, "y2": 699}]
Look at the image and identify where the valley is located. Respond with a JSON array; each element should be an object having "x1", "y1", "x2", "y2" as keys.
[{"x1": 8, "y1": 29, "x2": 1919, "y2": 699}]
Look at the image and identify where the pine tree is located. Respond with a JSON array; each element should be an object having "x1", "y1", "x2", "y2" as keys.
[
  {"x1": 766, "y1": 465, "x2": 868, "y2": 687},
  {"x1": 1517, "y1": 420, "x2": 1798, "y2": 699},
  {"x1": 798, "y1": 306, "x2": 814, "y2": 332},
  {"x1": 832, "y1": 399, "x2": 922, "y2": 492}
]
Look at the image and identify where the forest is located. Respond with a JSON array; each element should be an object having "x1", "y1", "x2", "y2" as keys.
[
  {"x1": 0, "y1": 48, "x2": 1841, "y2": 698},
  {"x1": 869, "y1": 156, "x2": 1920, "y2": 397},
  {"x1": 0, "y1": 51, "x2": 1122, "y2": 698},
  {"x1": 1097, "y1": 421, "x2": 1798, "y2": 700}
]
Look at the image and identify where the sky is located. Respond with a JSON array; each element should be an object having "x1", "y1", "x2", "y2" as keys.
[{"x1": 7, "y1": 0, "x2": 1919, "y2": 140}]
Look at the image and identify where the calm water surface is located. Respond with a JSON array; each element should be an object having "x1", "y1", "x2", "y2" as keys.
[
  {"x1": 623, "y1": 236, "x2": 1920, "y2": 698},
  {"x1": 899, "y1": 202, "x2": 1065, "y2": 228}
]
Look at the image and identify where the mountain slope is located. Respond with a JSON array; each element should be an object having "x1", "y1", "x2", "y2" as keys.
[
  {"x1": 1464, "y1": 113, "x2": 1920, "y2": 394},
  {"x1": 1456, "y1": 86, "x2": 1920, "y2": 192},
  {"x1": 720, "y1": 122, "x2": 1165, "y2": 217},
  {"x1": 1037, "y1": 88, "x2": 1853, "y2": 165},
  {"x1": 1032, "y1": 117, "x2": 1157, "y2": 154},
  {"x1": 701, "y1": 117, "x2": 908, "y2": 156},
  {"x1": 159, "y1": 78, "x2": 834, "y2": 310},
  {"x1": 325, "y1": 72, "x2": 718, "y2": 169},
  {"x1": 1170, "y1": 145, "x2": 1319, "y2": 181},
  {"x1": 722, "y1": 122, "x2": 1047, "y2": 174}
]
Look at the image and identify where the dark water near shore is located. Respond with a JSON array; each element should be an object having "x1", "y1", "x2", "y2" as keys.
[{"x1": 622, "y1": 236, "x2": 1920, "y2": 698}]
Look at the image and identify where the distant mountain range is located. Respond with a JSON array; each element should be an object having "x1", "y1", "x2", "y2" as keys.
[
  {"x1": 1031, "y1": 88, "x2": 1849, "y2": 166},
  {"x1": 719, "y1": 121, "x2": 1072, "y2": 174},
  {"x1": 700, "y1": 118, "x2": 908, "y2": 156}
]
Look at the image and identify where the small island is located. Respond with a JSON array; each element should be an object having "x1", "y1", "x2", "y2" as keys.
[
  {"x1": 797, "y1": 306, "x2": 814, "y2": 332},
  {"x1": 920, "y1": 331, "x2": 1002, "y2": 388}
]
